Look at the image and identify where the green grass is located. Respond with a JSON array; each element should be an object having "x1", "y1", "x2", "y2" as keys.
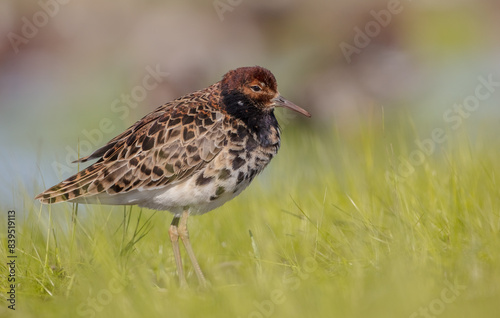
[{"x1": 1, "y1": 108, "x2": 499, "y2": 318}]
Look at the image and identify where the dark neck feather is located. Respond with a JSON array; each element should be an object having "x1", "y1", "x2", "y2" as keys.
[{"x1": 222, "y1": 91, "x2": 279, "y2": 147}]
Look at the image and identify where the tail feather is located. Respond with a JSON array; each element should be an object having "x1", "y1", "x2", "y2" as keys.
[
  {"x1": 35, "y1": 166, "x2": 101, "y2": 204},
  {"x1": 35, "y1": 161, "x2": 128, "y2": 204}
]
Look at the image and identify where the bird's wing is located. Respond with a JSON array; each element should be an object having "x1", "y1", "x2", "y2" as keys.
[{"x1": 35, "y1": 88, "x2": 228, "y2": 204}]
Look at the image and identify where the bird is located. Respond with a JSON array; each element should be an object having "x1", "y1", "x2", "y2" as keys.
[{"x1": 35, "y1": 66, "x2": 311, "y2": 287}]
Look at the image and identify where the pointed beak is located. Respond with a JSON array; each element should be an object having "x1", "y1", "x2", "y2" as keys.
[{"x1": 271, "y1": 95, "x2": 311, "y2": 117}]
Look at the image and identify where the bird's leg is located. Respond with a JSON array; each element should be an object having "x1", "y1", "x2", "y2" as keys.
[
  {"x1": 178, "y1": 208, "x2": 207, "y2": 286},
  {"x1": 169, "y1": 214, "x2": 187, "y2": 287}
]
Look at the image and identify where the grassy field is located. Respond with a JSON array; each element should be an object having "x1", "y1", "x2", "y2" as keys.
[{"x1": 1, "y1": 107, "x2": 499, "y2": 318}]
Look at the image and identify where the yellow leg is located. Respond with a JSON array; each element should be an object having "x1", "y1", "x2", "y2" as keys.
[
  {"x1": 178, "y1": 209, "x2": 207, "y2": 286},
  {"x1": 169, "y1": 214, "x2": 187, "y2": 287}
]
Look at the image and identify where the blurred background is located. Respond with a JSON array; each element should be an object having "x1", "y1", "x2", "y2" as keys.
[{"x1": 1, "y1": 0, "x2": 499, "y2": 206}]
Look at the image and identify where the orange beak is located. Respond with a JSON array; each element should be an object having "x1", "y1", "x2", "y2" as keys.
[{"x1": 272, "y1": 95, "x2": 311, "y2": 117}]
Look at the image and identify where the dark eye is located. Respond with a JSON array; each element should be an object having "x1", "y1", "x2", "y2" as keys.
[{"x1": 250, "y1": 85, "x2": 262, "y2": 92}]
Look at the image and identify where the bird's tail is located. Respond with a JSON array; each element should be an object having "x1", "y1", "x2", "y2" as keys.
[{"x1": 35, "y1": 161, "x2": 127, "y2": 204}]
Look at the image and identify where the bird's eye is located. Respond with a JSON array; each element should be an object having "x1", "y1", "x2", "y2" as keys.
[{"x1": 250, "y1": 85, "x2": 262, "y2": 92}]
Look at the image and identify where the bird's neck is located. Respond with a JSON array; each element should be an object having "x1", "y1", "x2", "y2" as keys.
[{"x1": 222, "y1": 91, "x2": 280, "y2": 148}]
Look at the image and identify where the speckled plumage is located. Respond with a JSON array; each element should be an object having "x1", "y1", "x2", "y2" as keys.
[{"x1": 35, "y1": 66, "x2": 310, "y2": 286}]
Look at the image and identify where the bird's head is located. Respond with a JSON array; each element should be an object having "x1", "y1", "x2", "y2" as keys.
[{"x1": 220, "y1": 66, "x2": 311, "y2": 117}]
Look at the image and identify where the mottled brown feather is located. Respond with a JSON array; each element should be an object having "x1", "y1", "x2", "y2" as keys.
[{"x1": 35, "y1": 83, "x2": 227, "y2": 204}]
